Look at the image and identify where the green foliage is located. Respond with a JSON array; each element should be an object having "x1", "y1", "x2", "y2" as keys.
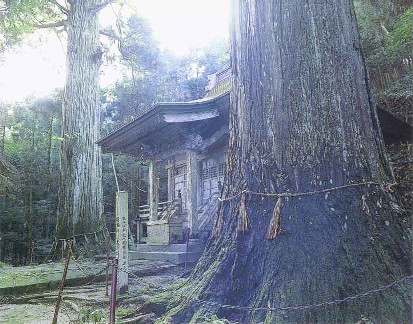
[
  {"x1": 118, "y1": 15, "x2": 160, "y2": 73},
  {"x1": 390, "y1": 9, "x2": 413, "y2": 59},
  {"x1": 0, "y1": 262, "x2": 85, "y2": 288},
  {"x1": 355, "y1": 1, "x2": 413, "y2": 122},
  {"x1": 155, "y1": 314, "x2": 233, "y2": 324},
  {"x1": 0, "y1": 0, "x2": 64, "y2": 52},
  {"x1": 102, "y1": 153, "x2": 147, "y2": 236},
  {"x1": 101, "y1": 15, "x2": 229, "y2": 130},
  {"x1": 355, "y1": 2, "x2": 412, "y2": 67},
  {"x1": 78, "y1": 307, "x2": 105, "y2": 324},
  {"x1": 1, "y1": 93, "x2": 62, "y2": 264}
]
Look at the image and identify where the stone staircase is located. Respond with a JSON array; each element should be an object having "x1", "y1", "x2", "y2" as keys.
[{"x1": 129, "y1": 239, "x2": 204, "y2": 265}]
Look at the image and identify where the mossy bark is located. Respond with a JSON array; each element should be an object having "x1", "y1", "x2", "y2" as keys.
[
  {"x1": 56, "y1": 1, "x2": 104, "y2": 239},
  {"x1": 155, "y1": 0, "x2": 412, "y2": 323}
]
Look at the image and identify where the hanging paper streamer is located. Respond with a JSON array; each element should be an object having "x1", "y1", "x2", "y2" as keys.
[{"x1": 266, "y1": 197, "x2": 283, "y2": 239}]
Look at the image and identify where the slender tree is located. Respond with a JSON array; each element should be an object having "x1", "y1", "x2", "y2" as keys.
[
  {"x1": 56, "y1": 0, "x2": 106, "y2": 238},
  {"x1": 1, "y1": 1, "x2": 115, "y2": 238},
  {"x1": 155, "y1": 1, "x2": 412, "y2": 323}
]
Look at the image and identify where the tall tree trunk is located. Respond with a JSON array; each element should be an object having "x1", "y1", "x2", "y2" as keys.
[
  {"x1": 160, "y1": 1, "x2": 412, "y2": 323},
  {"x1": 27, "y1": 175, "x2": 33, "y2": 264},
  {"x1": 57, "y1": 1, "x2": 104, "y2": 239},
  {"x1": 44, "y1": 116, "x2": 54, "y2": 239},
  {"x1": 27, "y1": 127, "x2": 35, "y2": 264},
  {"x1": 46, "y1": 116, "x2": 54, "y2": 193},
  {"x1": 0, "y1": 125, "x2": 5, "y2": 159},
  {"x1": 0, "y1": 104, "x2": 4, "y2": 159}
]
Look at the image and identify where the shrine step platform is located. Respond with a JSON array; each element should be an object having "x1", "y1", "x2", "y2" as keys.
[{"x1": 129, "y1": 239, "x2": 204, "y2": 265}]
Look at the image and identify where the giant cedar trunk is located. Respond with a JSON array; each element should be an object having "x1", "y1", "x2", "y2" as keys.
[
  {"x1": 162, "y1": 1, "x2": 412, "y2": 323},
  {"x1": 57, "y1": 1, "x2": 104, "y2": 238}
]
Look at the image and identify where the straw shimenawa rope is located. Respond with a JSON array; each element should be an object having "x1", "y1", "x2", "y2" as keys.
[{"x1": 214, "y1": 181, "x2": 396, "y2": 236}]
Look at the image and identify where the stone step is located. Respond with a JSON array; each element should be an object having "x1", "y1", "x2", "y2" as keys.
[
  {"x1": 134, "y1": 240, "x2": 205, "y2": 253},
  {"x1": 129, "y1": 251, "x2": 201, "y2": 265}
]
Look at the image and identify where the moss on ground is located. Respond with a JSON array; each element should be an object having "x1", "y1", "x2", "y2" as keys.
[
  {"x1": 0, "y1": 303, "x2": 68, "y2": 324},
  {"x1": 0, "y1": 260, "x2": 107, "y2": 297},
  {"x1": 0, "y1": 265, "x2": 70, "y2": 288}
]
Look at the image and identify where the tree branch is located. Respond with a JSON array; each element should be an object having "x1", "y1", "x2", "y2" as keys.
[
  {"x1": 99, "y1": 29, "x2": 121, "y2": 41},
  {"x1": 48, "y1": 0, "x2": 69, "y2": 15},
  {"x1": 36, "y1": 20, "x2": 67, "y2": 29},
  {"x1": 90, "y1": 0, "x2": 115, "y2": 13}
]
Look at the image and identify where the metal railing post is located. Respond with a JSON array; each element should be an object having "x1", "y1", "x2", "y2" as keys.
[
  {"x1": 109, "y1": 258, "x2": 118, "y2": 324},
  {"x1": 105, "y1": 234, "x2": 111, "y2": 296}
]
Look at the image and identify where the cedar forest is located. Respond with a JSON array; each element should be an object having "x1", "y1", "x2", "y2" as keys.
[{"x1": 0, "y1": 0, "x2": 412, "y2": 323}]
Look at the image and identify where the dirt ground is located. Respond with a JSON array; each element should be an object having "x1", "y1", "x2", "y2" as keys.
[{"x1": 0, "y1": 259, "x2": 189, "y2": 324}]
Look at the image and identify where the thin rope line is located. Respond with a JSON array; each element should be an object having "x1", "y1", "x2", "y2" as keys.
[
  {"x1": 117, "y1": 263, "x2": 412, "y2": 314},
  {"x1": 218, "y1": 181, "x2": 396, "y2": 202},
  {"x1": 123, "y1": 268, "x2": 411, "y2": 312},
  {"x1": 194, "y1": 274, "x2": 413, "y2": 312},
  {"x1": 55, "y1": 227, "x2": 108, "y2": 242},
  {"x1": 111, "y1": 153, "x2": 120, "y2": 192}
]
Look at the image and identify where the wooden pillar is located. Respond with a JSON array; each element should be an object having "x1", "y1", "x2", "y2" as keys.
[
  {"x1": 167, "y1": 159, "x2": 174, "y2": 202},
  {"x1": 186, "y1": 150, "x2": 199, "y2": 236},
  {"x1": 197, "y1": 159, "x2": 204, "y2": 210},
  {"x1": 116, "y1": 191, "x2": 128, "y2": 294},
  {"x1": 148, "y1": 160, "x2": 159, "y2": 222},
  {"x1": 136, "y1": 218, "x2": 141, "y2": 244}
]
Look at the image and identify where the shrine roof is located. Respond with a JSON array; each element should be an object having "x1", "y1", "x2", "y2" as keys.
[{"x1": 97, "y1": 91, "x2": 230, "y2": 155}]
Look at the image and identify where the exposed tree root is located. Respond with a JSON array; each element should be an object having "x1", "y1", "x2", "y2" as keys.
[{"x1": 140, "y1": 189, "x2": 412, "y2": 323}]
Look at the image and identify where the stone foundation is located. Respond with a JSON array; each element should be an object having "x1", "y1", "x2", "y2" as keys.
[{"x1": 147, "y1": 220, "x2": 183, "y2": 245}]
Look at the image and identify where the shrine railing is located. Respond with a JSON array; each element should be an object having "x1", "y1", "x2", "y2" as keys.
[
  {"x1": 137, "y1": 198, "x2": 182, "y2": 222},
  {"x1": 159, "y1": 198, "x2": 182, "y2": 222},
  {"x1": 137, "y1": 204, "x2": 150, "y2": 219}
]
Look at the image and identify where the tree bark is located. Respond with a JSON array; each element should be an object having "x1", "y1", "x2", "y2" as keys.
[
  {"x1": 46, "y1": 116, "x2": 54, "y2": 193},
  {"x1": 56, "y1": 1, "x2": 104, "y2": 239},
  {"x1": 0, "y1": 125, "x2": 5, "y2": 159},
  {"x1": 27, "y1": 127, "x2": 35, "y2": 263},
  {"x1": 159, "y1": 1, "x2": 412, "y2": 323},
  {"x1": 27, "y1": 175, "x2": 33, "y2": 263},
  {"x1": 45, "y1": 116, "x2": 54, "y2": 239}
]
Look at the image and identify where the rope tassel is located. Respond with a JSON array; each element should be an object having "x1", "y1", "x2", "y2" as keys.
[
  {"x1": 238, "y1": 192, "x2": 249, "y2": 232},
  {"x1": 266, "y1": 197, "x2": 283, "y2": 239}
]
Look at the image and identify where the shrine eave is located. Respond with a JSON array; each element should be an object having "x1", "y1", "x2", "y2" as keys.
[{"x1": 97, "y1": 92, "x2": 230, "y2": 154}]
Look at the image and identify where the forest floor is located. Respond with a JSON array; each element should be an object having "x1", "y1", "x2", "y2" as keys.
[{"x1": 0, "y1": 258, "x2": 190, "y2": 323}]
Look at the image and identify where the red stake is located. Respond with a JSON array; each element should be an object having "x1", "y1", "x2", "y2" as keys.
[
  {"x1": 52, "y1": 240, "x2": 72, "y2": 324},
  {"x1": 105, "y1": 234, "x2": 111, "y2": 296},
  {"x1": 109, "y1": 258, "x2": 118, "y2": 324}
]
